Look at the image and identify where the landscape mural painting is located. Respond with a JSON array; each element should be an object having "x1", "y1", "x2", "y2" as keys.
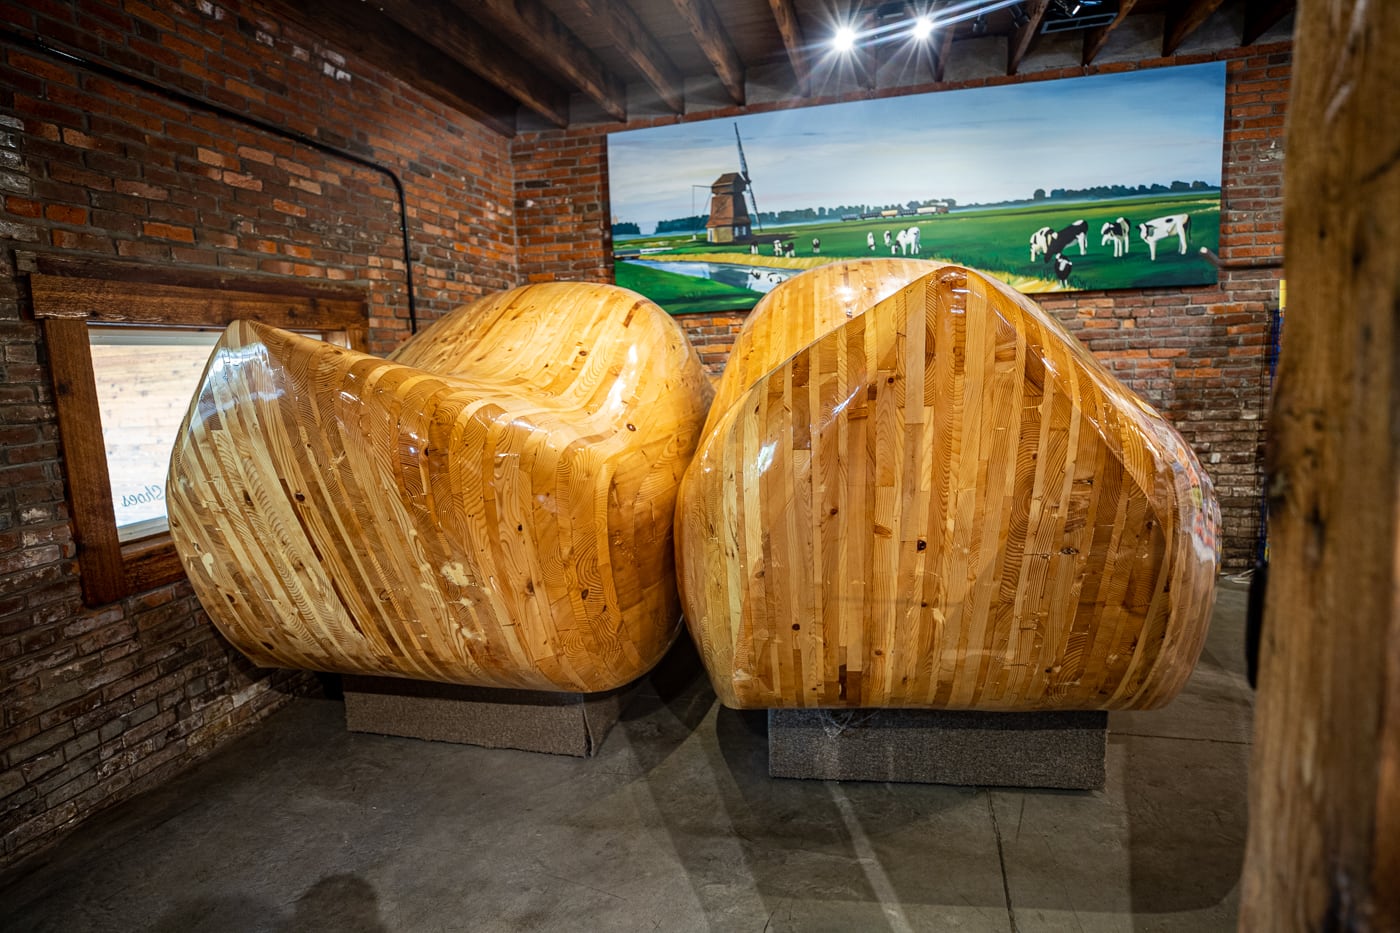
[{"x1": 606, "y1": 61, "x2": 1226, "y2": 315}]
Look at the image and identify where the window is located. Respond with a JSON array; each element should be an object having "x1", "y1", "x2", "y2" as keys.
[
  {"x1": 88, "y1": 325, "x2": 348, "y2": 544},
  {"x1": 30, "y1": 255, "x2": 368, "y2": 605}
]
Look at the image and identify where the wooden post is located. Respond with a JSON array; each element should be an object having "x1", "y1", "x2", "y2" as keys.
[{"x1": 1240, "y1": 2, "x2": 1400, "y2": 929}]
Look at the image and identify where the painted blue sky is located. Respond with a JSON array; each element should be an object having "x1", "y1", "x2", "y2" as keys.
[{"x1": 607, "y1": 62, "x2": 1226, "y2": 231}]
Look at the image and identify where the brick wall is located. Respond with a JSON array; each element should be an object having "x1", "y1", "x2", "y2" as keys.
[
  {"x1": 513, "y1": 47, "x2": 1290, "y2": 571},
  {"x1": 0, "y1": 0, "x2": 515, "y2": 868}
]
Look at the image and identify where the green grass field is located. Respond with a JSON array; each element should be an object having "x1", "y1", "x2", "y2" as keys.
[
  {"x1": 613, "y1": 259, "x2": 759, "y2": 315},
  {"x1": 616, "y1": 193, "x2": 1220, "y2": 315}
]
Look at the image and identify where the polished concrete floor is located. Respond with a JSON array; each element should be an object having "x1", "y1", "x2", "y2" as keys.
[{"x1": 0, "y1": 583, "x2": 1253, "y2": 932}]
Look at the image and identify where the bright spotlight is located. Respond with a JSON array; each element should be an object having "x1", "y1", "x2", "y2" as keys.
[
  {"x1": 832, "y1": 25, "x2": 857, "y2": 52},
  {"x1": 912, "y1": 15, "x2": 934, "y2": 40}
]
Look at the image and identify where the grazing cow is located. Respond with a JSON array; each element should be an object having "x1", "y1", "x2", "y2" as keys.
[
  {"x1": 1138, "y1": 213, "x2": 1191, "y2": 260},
  {"x1": 896, "y1": 225, "x2": 921, "y2": 255},
  {"x1": 773, "y1": 237, "x2": 784, "y2": 257},
  {"x1": 1100, "y1": 217, "x2": 1130, "y2": 258},
  {"x1": 867, "y1": 231, "x2": 876, "y2": 251},
  {"x1": 883, "y1": 229, "x2": 894, "y2": 254},
  {"x1": 1053, "y1": 255, "x2": 1073, "y2": 288},
  {"x1": 1043, "y1": 220, "x2": 1089, "y2": 262},
  {"x1": 750, "y1": 242, "x2": 760, "y2": 255},
  {"x1": 812, "y1": 237, "x2": 821, "y2": 255},
  {"x1": 1029, "y1": 226, "x2": 1054, "y2": 262}
]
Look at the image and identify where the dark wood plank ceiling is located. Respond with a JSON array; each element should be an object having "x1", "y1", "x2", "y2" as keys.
[{"x1": 286, "y1": 0, "x2": 1294, "y2": 134}]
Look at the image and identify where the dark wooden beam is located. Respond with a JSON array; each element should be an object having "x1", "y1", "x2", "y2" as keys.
[
  {"x1": 1008, "y1": 0, "x2": 1049, "y2": 75},
  {"x1": 1163, "y1": 0, "x2": 1227, "y2": 55},
  {"x1": 565, "y1": 0, "x2": 685, "y2": 112},
  {"x1": 1082, "y1": 0, "x2": 1140, "y2": 65},
  {"x1": 672, "y1": 0, "x2": 747, "y2": 104},
  {"x1": 767, "y1": 0, "x2": 811, "y2": 93},
  {"x1": 934, "y1": 19, "x2": 955, "y2": 82},
  {"x1": 258, "y1": 0, "x2": 516, "y2": 136},
  {"x1": 451, "y1": 0, "x2": 627, "y2": 121},
  {"x1": 1240, "y1": 1, "x2": 1400, "y2": 928},
  {"x1": 373, "y1": 0, "x2": 569, "y2": 127},
  {"x1": 1243, "y1": 0, "x2": 1296, "y2": 44}
]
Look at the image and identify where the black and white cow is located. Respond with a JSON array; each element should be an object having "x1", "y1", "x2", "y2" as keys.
[
  {"x1": 1031, "y1": 220, "x2": 1088, "y2": 263},
  {"x1": 1053, "y1": 254, "x2": 1073, "y2": 288},
  {"x1": 1100, "y1": 217, "x2": 1130, "y2": 258},
  {"x1": 1138, "y1": 213, "x2": 1190, "y2": 260},
  {"x1": 812, "y1": 237, "x2": 821, "y2": 255},
  {"x1": 895, "y1": 225, "x2": 921, "y2": 255},
  {"x1": 1029, "y1": 226, "x2": 1054, "y2": 262}
]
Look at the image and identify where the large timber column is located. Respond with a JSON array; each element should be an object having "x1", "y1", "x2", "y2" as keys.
[{"x1": 1239, "y1": 2, "x2": 1400, "y2": 929}]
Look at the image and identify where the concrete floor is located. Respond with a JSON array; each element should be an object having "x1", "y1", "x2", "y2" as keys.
[{"x1": 0, "y1": 583, "x2": 1252, "y2": 932}]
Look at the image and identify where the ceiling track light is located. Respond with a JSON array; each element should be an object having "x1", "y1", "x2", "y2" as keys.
[{"x1": 828, "y1": 0, "x2": 1031, "y2": 53}]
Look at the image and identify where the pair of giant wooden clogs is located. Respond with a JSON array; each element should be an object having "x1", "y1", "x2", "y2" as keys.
[{"x1": 167, "y1": 260, "x2": 1219, "y2": 712}]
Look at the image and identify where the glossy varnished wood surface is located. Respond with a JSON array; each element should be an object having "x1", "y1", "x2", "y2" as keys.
[
  {"x1": 168, "y1": 283, "x2": 713, "y2": 692},
  {"x1": 677, "y1": 260, "x2": 1219, "y2": 710}
]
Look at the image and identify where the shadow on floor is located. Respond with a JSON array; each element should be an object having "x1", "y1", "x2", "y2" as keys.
[{"x1": 151, "y1": 873, "x2": 387, "y2": 933}]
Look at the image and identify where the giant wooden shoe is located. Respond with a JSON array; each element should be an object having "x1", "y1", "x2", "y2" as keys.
[
  {"x1": 676, "y1": 260, "x2": 1219, "y2": 710},
  {"x1": 168, "y1": 283, "x2": 713, "y2": 692}
]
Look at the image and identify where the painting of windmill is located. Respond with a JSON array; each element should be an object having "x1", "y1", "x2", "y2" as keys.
[
  {"x1": 606, "y1": 62, "x2": 1226, "y2": 316},
  {"x1": 705, "y1": 125, "x2": 760, "y2": 245}
]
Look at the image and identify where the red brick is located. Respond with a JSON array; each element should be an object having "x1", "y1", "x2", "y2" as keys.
[
  {"x1": 140, "y1": 221, "x2": 195, "y2": 243},
  {"x1": 4, "y1": 196, "x2": 42, "y2": 218},
  {"x1": 43, "y1": 204, "x2": 87, "y2": 225},
  {"x1": 271, "y1": 198, "x2": 306, "y2": 217}
]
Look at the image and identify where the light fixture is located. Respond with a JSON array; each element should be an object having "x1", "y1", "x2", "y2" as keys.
[
  {"x1": 912, "y1": 15, "x2": 935, "y2": 40},
  {"x1": 832, "y1": 24, "x2": 857, "y2": 52},
  {"x1": 1042, "y1": 0, "x2": 1118, "y2": 32}
]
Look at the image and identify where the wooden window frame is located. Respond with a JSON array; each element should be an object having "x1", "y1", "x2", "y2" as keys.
[{"x1": 28, "y1": 255, "x2": 369, "y2": 606}]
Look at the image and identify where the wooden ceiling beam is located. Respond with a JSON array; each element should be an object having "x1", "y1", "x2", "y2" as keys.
[
  {"x1": 1164, "y1": 0, "x2": 1228, "y2": 56},
  {"x1": 767, "y1": 0, "x2": 811, "y2": 94},
  {"x1": 372, "y1": 0, "x2": 569, "y2": 127},
  {"x1": 933, "y1": 19, "x2": 955, "y2": 82},
  {"x1": 258, "y1": 0, "x2": 516, "y2": 136},
  {"x1": 1242, "y1": 0, "x2": 1296, "y2": 44},
  {"x1": 565, "y1": 0, "x2": 685, "y2": 113},
  {"x1": 672, "y1": 0, "x2": 747, "y2": 105},
  {"x1": 451, "y1": 0, "x2": 627, "y2": 122},
  {"x1": 1082, "y1": 0, "x2": 1140, "y2": 65},
  {"x1": 1007, "y1": 0, "x2": 1049, "y2": 75}
]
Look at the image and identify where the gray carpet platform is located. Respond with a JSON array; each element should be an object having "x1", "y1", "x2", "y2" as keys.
[
  {"x1": 343, "y1": 676, "x2": 638, "y2": 757},
  {"x1": 769, "y1": 708, "x2": 1109, "y2": 789}
]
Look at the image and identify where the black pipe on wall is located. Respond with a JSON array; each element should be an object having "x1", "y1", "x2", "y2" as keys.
[{"x1": 0, "y1": 26, "x2": 421, "y2": 333}]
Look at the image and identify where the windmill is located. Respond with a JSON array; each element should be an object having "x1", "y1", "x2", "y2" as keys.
[
  {"x1": 734, "y1": 123, "x2": 762, "y2": 232},
  {"x1": 703, "y1": 122, "x2": 761, "y2": 245}
]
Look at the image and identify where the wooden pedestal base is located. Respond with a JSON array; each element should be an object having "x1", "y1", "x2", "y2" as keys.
[
  {"x1": 343, "y1": 676, "x2": 639, "y2": 758},
  {"x1": 768, "y1": 709, "x2": 1107, "y2": 789}
]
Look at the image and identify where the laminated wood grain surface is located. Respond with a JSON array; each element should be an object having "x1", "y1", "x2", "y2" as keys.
[
  {"x1": 168, "y1": 283, "x2": 713, "y2": 692},
  {"x1": 676, "y1": 259, "x2": 1219, "y2": 710}
]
